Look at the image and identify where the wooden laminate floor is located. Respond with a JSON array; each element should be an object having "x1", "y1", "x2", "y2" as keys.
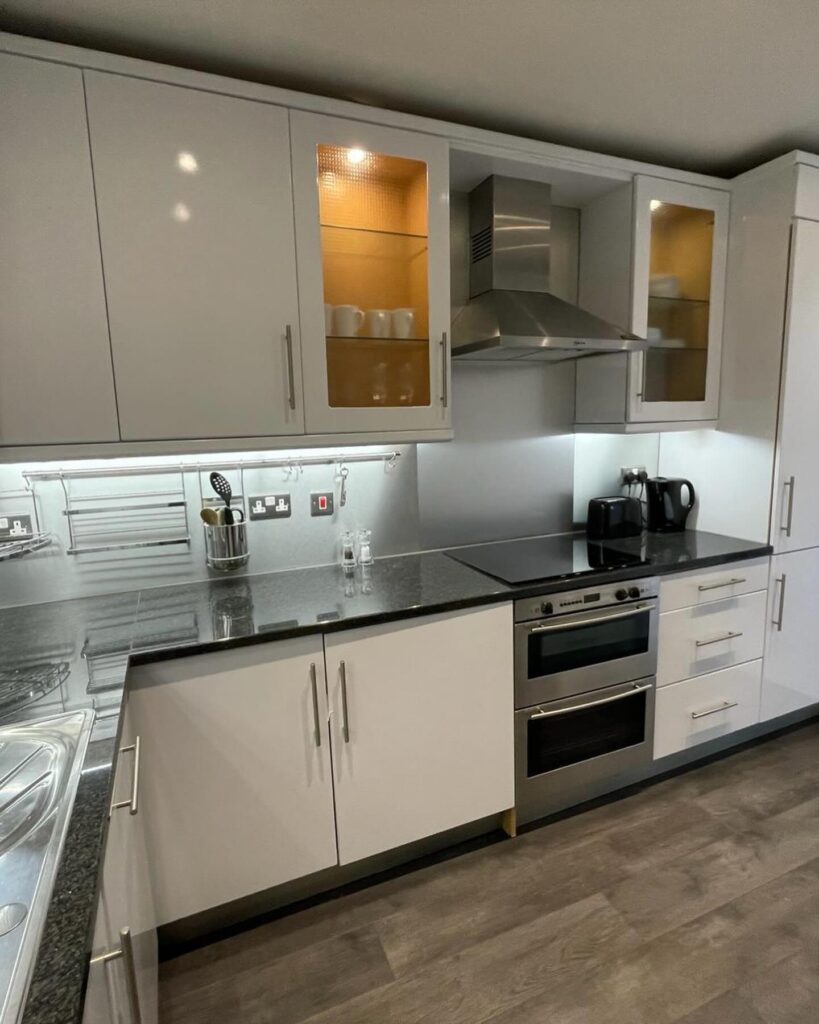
[{"x1": 161, "y1": 720, "x2": 819, "y2": 1024}]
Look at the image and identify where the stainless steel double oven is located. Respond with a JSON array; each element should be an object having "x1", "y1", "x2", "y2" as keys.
[{"x1": 514, "y1": 577, "x2": 659, "y2": 824}]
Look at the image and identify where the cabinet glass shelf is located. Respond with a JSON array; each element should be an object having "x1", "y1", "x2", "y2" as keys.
[
  {"x1": 648, "y1": 295, "x2": 710, "y2": 306},
  {"x1": 326, "y1": 335, "x2": 428, "y2": 345},
  {"x1": 320, "y1": 224, "x2": 428, "y2": 261}
]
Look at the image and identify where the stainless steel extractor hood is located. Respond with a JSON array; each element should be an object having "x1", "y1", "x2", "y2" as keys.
[{"x1": 451, "y1": 176, "x2": 647, "y2": 362}]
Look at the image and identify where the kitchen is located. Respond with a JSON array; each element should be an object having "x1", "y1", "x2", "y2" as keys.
[{"x1": 1, "y1": 5, "x2": 819, "y2": 1024}]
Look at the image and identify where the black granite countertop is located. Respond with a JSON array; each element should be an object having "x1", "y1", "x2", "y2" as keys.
[{"x1": 1, "y1": 530, "x2": 771, "y2": 1024}]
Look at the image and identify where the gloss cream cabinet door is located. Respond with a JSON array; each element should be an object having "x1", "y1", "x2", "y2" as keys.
[
  {"x1": 0, "y1": 53, "x2": 119, "y2": 447},
  {"x1": 761, "y1": 548, "x2": 819, "y2": 721},
  {"x1": 324, "y1": 604, "x2": 514, "y2": 865},
  {"x1": 126, "y1": 637, "x2": 338, "y2": 926},
  {"x1": 290, "y1": 111, "x2": 451, "y2": 436},
  {"x1": 84, "y1": 71, "x2": 304, "y2": 441},
  {"x1": 629, "y1": 176, "x2": 729, "y2": 423},
  {"x1": 770, "y1": 219, "x2": 819, "y2": 552}
]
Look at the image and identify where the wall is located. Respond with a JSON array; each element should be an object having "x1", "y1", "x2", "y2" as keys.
[{"x1": 0, "y1": 447, "x2": 420, "y2": 608}]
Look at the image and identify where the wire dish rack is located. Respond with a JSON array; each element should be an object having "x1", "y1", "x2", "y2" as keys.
[
  {"x1": 0, "y1": 662, "x2": 71, "y2": 722},
  {"x1": 0, "y1": 533, "x2": 52, "y2": 562},
  {"x1": 0, "y1": 487, "x2": 52, "y2": 561}
]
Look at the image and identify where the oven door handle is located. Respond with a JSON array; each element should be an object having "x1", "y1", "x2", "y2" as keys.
[
  {"x1": 529, "y1": 681, "x2": 653, "y2": 719},
  {"x1": 528, "y1": 603, "x2": 654, "y2": 634}
]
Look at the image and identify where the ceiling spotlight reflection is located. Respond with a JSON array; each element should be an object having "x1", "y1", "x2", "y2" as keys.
[
  {"x1": 177, "y1": 151, "x2": 199, "y2": 174},
  {"x1": 346, "y1": 148, "x2": 367, "y2": 164},
  {"x1": 172, "y1": 202, "x2": 191, "y2": 222},
  {"x1": 650, "y1": 199, "x2": 663, "y2": 211}
]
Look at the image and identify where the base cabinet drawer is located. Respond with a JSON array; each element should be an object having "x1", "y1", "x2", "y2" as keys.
[
  {"x1": 654, "y1": 660, "x2": 762, "y2": 760},
  {"x1": 658, "y1": 590, "x2": 766, "y2": 686},
  {"x1": 660, "y1": 558, "x2": 770, "y2": 613}
]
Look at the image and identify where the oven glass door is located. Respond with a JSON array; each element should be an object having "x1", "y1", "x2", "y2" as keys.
[
  {"x1": 526, "y1": 681, "x2": 650, "y2": 777},
  {"x1": 516, "y1": 600, "x2": 657, "y2": 706}
]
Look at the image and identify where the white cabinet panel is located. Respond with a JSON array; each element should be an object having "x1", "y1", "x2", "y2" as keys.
[
  {"x1": 324, "y1": 604, "x2": 514, "y2": 865},
  {"x1": 654, "y1": 660, "x2": 762, "y2": 760},
  {"x1": 761, "y1": 548, "x2": 819, "y2": 720},
  {"x1": 84, "y1": 697, "x2": 157, "y2": 1024},
  {"x1": 657, "y1": 590, "x2": 766, "y2": 687},
  {"x1": 659, "y1": 558, "x2": 770, "y2": 613},
  {"x1": 127, "y1": 637, "x2": 337, "y2": 925},
  {"x1": 0, "y1": 53, "x2": 118, "y2": 446},
  {"x1": 771, "y1": 219, "x2": 819, "y2": 552},
  {"x1": 84, "y1": 72, "x2": 304, "y2": 441}
]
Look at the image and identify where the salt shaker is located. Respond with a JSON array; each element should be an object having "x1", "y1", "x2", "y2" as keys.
[{"x1": 357, "y1": 527, "x2": 373, "y2": 566}]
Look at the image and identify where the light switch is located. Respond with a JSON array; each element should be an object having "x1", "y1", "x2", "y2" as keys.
[{"x1": 310, "y1": 492, "x2": 334, "y2": 517}]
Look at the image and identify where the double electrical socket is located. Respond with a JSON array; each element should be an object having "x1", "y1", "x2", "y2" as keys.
[{"x1": 621, "y1": 466, "x2": 648, "y2": 486}]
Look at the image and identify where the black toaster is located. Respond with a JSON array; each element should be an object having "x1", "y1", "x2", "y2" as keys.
[{"x1": 587, "y1": 496, "x2": 643, "y2": 540}]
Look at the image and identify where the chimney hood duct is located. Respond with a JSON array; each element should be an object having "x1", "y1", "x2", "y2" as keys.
[{"x1": 451, "y1": 176, "x2": 647, "y2": 362}]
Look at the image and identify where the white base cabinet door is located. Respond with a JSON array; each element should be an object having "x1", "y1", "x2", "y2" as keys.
[
  {"x1": 761, "y1": 548, "x2": 819, "y2": 721},
  {"x1": 324, "y1": 604, "x2": 515, "y2": 865},
  {"x1": 84, "y1": 71, "x2": 305, "y2": 442},
  {"x1": 771, "y1": 219, "x2": 819, "y2": 552},
  {"x1": 84, "y1": 698, "x2": 157, "y2": 1024},
  {"x1": 127, "y1": 637, "x2": 338, "y2": 925},
  {"x1": 0, "y1": 53, "x2": 119, "y2": 447}
]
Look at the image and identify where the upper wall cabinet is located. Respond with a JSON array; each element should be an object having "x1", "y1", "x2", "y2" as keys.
[
  {"x1": 576, "y1": 177, "x2": 729, "y2": 430},
  {"x1": 290, "y1": 112, "x2": 451, "y2": 435},
  {"x1": 0, "y1": 54, "x2": 119, "y2": 447},
  {"x1": 84, "y1": 72, "x2": 304, "y2": 441}
]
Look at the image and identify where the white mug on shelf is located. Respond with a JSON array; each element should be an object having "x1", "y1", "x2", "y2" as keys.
[
  {"x1": 324, "y1": 304, "x2": 334, "y2": 336},
  {"x1": 333, "y1": 304, "x2": 364, "y2": 337},
  {"x1": 364, "y1": 309, "x2": 391, "y2": 338},
  {"x1": 391, "y1": 307, "x2": 415, "y2": 339}
]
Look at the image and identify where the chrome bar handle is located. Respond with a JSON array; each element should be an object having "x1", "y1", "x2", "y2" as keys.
[
  {"x1": 529, "y1": 603, "x2": 653, "y2": 634},
  {"x1": 284, "y1": 324, "x2": 296, "y2": 410},
  {"x1": 772, "y1": 573, "x2": 787, "y2": 632},
  {"x1": 110, "y1": 735, "x2": 140, "y2": 817},
  {"x1": 339, "y1": 660, "x2": 350, "y2": 743},
  {"x1": 309, "y1": 662, "x2": 321, "y2": 748},
  {"x1": 440, "y1": 332, "x2": 449, "y2": 408},
  {"x1": 530, "y1": 681, "x2": 652, "y2": 719},
  {"x1": 781, "y1": 475, "x2": 795, "y2": 536},
  {"x1": 695, "y1": 631, "x2": 743, "y2": 648},
  {"x1": 691, "y1": 699, "x2": 739, "y2": 720},
  {"x1": 90, "y1": 927, "x2": 142, "y2": 1024},
  {"x1": 697, "y1": 577, "x2": 747, "y2": 593}
]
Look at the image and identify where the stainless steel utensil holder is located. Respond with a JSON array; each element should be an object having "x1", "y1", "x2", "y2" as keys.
[{"x1": 203, "y1": 522, "x2": 249, "y2": 572}]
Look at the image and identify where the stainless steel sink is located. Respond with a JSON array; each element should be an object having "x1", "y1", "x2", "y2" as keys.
[{"x1": 0, "y1": 710, "x2": 95, "y2": 1024}]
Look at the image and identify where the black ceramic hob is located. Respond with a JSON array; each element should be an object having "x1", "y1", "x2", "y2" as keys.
[{"x1": 445, "y1": 532, "x2": 649, "y2": 585}]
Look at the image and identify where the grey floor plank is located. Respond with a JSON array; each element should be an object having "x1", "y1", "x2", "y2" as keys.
[
  {"x1": 740, "y1": 949, "x2": 819, "y2": 1024},
  {"x1": 303, "y1": 893, "x2": 641, "y2": 1024},
  {"x1": 606, "y1": 793, "x2": 819, "y2": 940},
  {"x1": 671, "y1": 989, "x2": 767, "y2": 1024},
  {"x1": 482, "y1": 856, "x2": 819, "y2": 1024}
]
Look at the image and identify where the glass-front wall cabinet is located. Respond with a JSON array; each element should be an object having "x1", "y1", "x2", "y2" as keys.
[
  {"x1": 291, "y1": 112, "x2": 451, "y2": 435},
  {"x1": 630, "y1": 177, "x2": 729, "y2": 422}
]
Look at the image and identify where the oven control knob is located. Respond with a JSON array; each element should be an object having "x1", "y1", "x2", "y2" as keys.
[
  {"x1": 615, "y1": 589, "x2": 629, "y2": 601},
  {"x1": 628, "y1": 587, "x2": 641, "y2": 599},
  {"x1": 540, "y1": 601, "x2": 553, "y2": 615}
]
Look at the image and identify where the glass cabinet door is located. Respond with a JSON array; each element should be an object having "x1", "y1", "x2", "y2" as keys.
[
  {"x1": 630, "y1": 177, "x2": 729, "y2": 422},
  {"x1": 291, "y1": 112, "x2": 451, "y2": 435}
]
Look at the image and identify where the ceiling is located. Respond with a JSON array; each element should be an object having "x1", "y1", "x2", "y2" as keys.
[{"x1": 2, "y1": 0, "x2": 818, "y2": 177}]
